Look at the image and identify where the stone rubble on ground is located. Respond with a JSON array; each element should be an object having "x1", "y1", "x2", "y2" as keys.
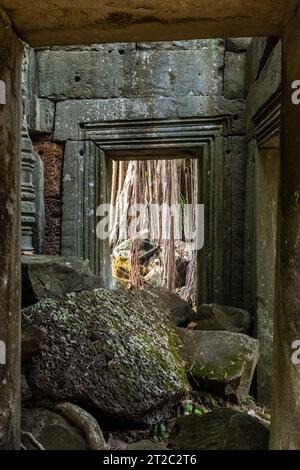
[{"x1": 177, "y1": 328, "x2": 259, "y2": 403}]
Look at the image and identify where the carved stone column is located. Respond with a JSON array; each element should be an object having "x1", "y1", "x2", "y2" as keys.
[
  {"x1": 21, "y1": 46, "x2": 36, "y2": 254},
  {"x1": 21, "y1": 122, "x2": 36, "y2": 253}
]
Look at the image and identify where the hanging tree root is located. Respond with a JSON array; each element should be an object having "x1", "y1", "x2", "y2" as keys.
[{"x1": 21, "y1": 431, "x2": 45, "y2": 450}]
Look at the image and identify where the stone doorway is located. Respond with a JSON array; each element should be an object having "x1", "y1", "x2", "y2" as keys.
[
  {"x1": 60, "y1": 115, "x2": 235, "y2": 307},
  {"x1": 0, "y1": 0, "x2": 300, "y2": 456}
]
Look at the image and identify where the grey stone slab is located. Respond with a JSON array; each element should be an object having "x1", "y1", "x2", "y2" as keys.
[
  {"x1": 28, "y1": 96, "x2": 55, "y2": 133},
  {"x1": 178, "y1": 328, "x2": 259, "y2": 403},
  {"x1": 224, "y1": 52, "x2": 246, "y2": 99},
  {"x1": 130, "y1": 48, "x2": 224, "y2": 98},
  {"x1": 175, "y1": 96, "x2": 246, "y2": 134},
  {"x1": 37, "y1": 48, "x2": 224, "y2": 100},
  {"x1": 37, "y1": 50, "x2": 127, "y2": 100},
  {"x1": 243, "y1": 140, "x2": 258, "y2": 312},
  {"x1": 21, "y1": 255, "x2": 104, "y2": 307},
  {"x1": 255, "y1": 146, "x2": 279, "y2": 407},
  {"x1": 246, "y1": 41, "x2": 281, "y2": 130},
  {"x1": 228, "y1": 136, "x2": 247, "y2": 305},
  {"x1": 169, "y1": 409, "x2": 269, "y2": 450},
  {"x1": 245, "y1": 37, "x2": 268, "y2": 91},
  {"x1": 54, "y1": 96, "x2": 246, "y2": 141}
]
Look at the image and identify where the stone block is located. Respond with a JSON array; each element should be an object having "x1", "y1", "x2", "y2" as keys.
[
  {"x1": 224, "y1": 52, "x2": 246, "y2": 99},
  {"x1": 175, "y1": 96, "x2": 246, "y2": 134},
  {"x1": 177, "y1": 328, "x2": 259, "y2": 403},
  {"x1": 151, "y1": 287, "x2": 198, "y2": 327},
  {"x1": 246, "y1": 41, "x2": 281, "y2": 129},
  {"x1": 21, "y1": 255, "x2": 104, "y2": 308},
  {"x1": 37, "y1": 47, "x2": 224, "y2": 100},
  {"x1": 37, "y1": 49, "x2": 127, "y2": 100},
  {"x1": 54, "y1": 96, "x2": 246, "y2": 141},
  {"x1": 132, "y1": 49, "x2": 223, "y2": 98},
  {"x1": 28, "y1": 96, "x2": 55, "y2": 133},
  {"x1": 169, "y1": 409, "x2": 269, "y2": 450},
  {"x1": 196, "y1": 304, "x2": 252, "y2": 334},
  {"x1": 245, "y1": 37, "x2": 268, "y2": 91}
]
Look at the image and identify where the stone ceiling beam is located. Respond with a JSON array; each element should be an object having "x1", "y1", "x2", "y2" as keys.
[{"x1": 0, "y1": 1, "x2": 299, "y2": 46}]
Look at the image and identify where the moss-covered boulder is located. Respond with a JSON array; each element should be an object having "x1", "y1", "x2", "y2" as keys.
[
  {"x1": 169, "y1": 409, "x2": 269, "y2": 450},
  {"x1": 177, "y1": 329, "x2": 259, "y2": 403},
  {"x1": 22, "y1": 288, "x2": 189, "y2": 425}
]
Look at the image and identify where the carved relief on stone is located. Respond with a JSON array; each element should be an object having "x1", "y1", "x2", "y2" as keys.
[
  {"x1": 21, "y1": 45, "x2": 36, "y2": 254},
  {"x1": 21, "y1": 123, "x2": 36, "y2": 253}
]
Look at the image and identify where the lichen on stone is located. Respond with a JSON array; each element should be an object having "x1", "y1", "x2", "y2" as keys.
[{"x1": 22, "y1": 288, "x2": 190, "y2": 425}]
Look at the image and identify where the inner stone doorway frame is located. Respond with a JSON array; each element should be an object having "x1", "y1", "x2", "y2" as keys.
[{"x1": 62, "y1": 116, "x2": 233, "y2": 306}]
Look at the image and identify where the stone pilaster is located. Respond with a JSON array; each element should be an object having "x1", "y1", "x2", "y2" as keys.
[
  {"x1": 61, "y1": 140, "x2": 112, "y2": 285},
  {"x1": 271, "y1": 11, "x2": 300, "y2": 449},
  {"x1": 0, "y1": 11, "x2": 22, "y2": 450}
]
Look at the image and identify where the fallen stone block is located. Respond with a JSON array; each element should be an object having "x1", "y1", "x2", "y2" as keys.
[
  {"x1": 169, "y1": 408, "x2": 269, "y2": 450},
  {"x1": 196, "y1": 304, "x2": 252, "y2": 334},
  {"x1": 151, "y1": 287, "x2": 197, "y2": 327},
  {"x1": 177, "y1": 329, "x2": 259, "y2": 403},
  {"x1": 22, "y1": 255, "x2": 104, "y2": 307}
]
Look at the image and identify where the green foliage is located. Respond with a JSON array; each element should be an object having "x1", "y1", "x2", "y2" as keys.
[
  {"x1": 194, "y1": 406, "x2": 206, "y2": 415},
  {"x1": 153, "y1": 422, "x2": 169, "y2": 442},
  {"x1": 183, "y1": 401, "x2": 194, "y2": 415}
]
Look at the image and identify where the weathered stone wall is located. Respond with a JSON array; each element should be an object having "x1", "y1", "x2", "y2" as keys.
[
  {"x1": 27, "y1": 38, "x2": 249, "y2": 306},
  {"x1": 244, "y1": 38, "x2": 281, "y2": 312},
  {"x1": 244, "y1": 38, "x2": 281, "y2": 313},
  {"x1": 244, "y1": 37, "x2": 281, "y2": 406},
  {"x1": 0, "y1": 11, "x2": 22, "y2": 449}
]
